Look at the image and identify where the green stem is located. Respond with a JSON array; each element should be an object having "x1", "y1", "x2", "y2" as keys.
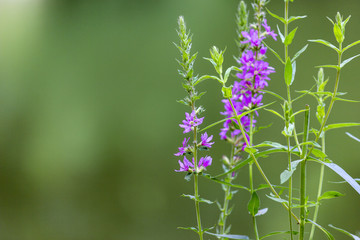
[
  {"x1": 249, "y1": 113, "x2": 259, "y2": 240},
  {"x1": 309, "y1": 133, "x2": 326, "y2": 240},
  {"x1": 227, "y1": 97, "x2": 300, "y2": 223},
  {"x1": 193, "y1": 127, "x2": 203, "y2": 240},
  {"x1": 300, "y1": 105, "x2": 310, "y2": 240},
  {"x1": 219, "y1": 145, "x2": 235, "y2": 238},
  {"x1": 287, "y1": 136, "x2": 294, "y2": 240}
]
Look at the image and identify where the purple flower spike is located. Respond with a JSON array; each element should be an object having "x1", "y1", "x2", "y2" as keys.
[
  {"x1": 262, "y1": 19, "x2": 277, "y2": 40},
  {"x1": 200, "y1": 132, "x2": 214, "y2": 148},
  {"x1": 175, "y1": 156, "x2": 194, "y2": 172},
  {"x1": 241, "y1": 29, "x2": 264, "y2": 47},
  {"x1": 174, "y1": 137, "x2": 190, "y2": 156},
  {"x1": 198, "y1": 156, "x2": 212, "y2": 169},
  {"x1": 179, "y1": 110, "x2": 204, "y2": 133}
]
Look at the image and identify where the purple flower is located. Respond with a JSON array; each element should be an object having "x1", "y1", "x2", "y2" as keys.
[
  {"x1": 200, "y1": 132, "x2": 214, "y2": 148},
  {"x1": 198, "y1": 156, "x2": 212, "y2": 169},
  {"x1": 174, "y1": 137, "x2": 190, "y2": 156},
  {"x1": 179, "y1": 110, "x2": 204, "y2": 133},
  {"x1": 175, "y1": 156, "x2": 194, "y2": 172},
  {"x1": 175, "y1": 156, "x2": 212, "y2": 172},
  {"x1": 262, "y1": 19, "x2": 277, "y2": 40},
  {"x1": 241, "y1": 29, "x2": 264, "y2": 48}
]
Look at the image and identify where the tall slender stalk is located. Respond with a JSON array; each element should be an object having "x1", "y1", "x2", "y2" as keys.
[
  {"x1": 249, "y1": 113, "x2": 259, "y2": 240},
  {"x1": 309, "y1": 133, "x2": 326, "y2": 240},
  {"x1": 300, "y1": 105, "x2": 310, "y2": 240},
  {"x1": 193, "y1": 127, "x2": 203, "y2": 240},
  {"x1": 218, "y1": 145, "x2": 235, "y2": 239}
]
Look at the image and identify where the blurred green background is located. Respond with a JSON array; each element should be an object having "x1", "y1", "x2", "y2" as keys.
[{"x1": 0, "y1": 0, "x2": 359, "y2": 239}]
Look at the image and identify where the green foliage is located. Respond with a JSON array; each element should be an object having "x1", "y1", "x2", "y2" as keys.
[
  {"x1": 306, "y1": 219, "x2": 335, "y2": 240},
  {"x1": 318, "y1": 191, "x2": 344, "y2": 200},
  {"x1": 248, "y1": 192, "x2": 260, "y2": 216},
  {"x1": 329, "y1": 224, "x2": 360, "y2": 240}
]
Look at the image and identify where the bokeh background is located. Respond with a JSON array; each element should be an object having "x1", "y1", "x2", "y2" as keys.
[{"x1": 0, "y1": 0, "x2": 359, "y2": 239}]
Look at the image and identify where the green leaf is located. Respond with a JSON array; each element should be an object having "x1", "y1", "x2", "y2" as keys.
[
  {"x1": 288, "y1": 15, "x2": 307, "y2": 24},
  {"x1": 285, "y1": 57, "x2": 293, "y2": 86},
  {"x1": 260, "y1": 231, "x2": 299, "y2": 240},
  {"x1": 291, "y1": 61, "x2": 296, "y2": 84},
  {"x1": 224, "y1": 66, "x2": 236, "y2": 83},
  {"x1": 266, "y1": 194, "x2": 288, "y2": 204},
  {"x1": 263, "y1": 42, "x2": 284, "y2": 64},
  {"x1": 329, "y1": 224, "x2": 360, "y2": 240},
  {"x1": 254, "y1": 141, "x2": 287, "y2": 150},
  {"x1": 311, "y1": 148, "x2": 327, "y2": 159},
  {"x1": 308, "y1": 39, "x2": 340, "y2": 53},
  {"x1": 324, "y1": 123, "x2": 360, "y2": 132},
  {"x1": 266, "y1": 8, "x2": 286, "y2": 23},
  {"x1": 200, "y1": 117, "x2": 236, "y2": 133},
  {"x1": 280, "y1": 160, "x2": 302, "y2": 184},
  {"x1": 315, "y1": 65, "x2": 340, "y2": 70},
  {"x1": 342, "y1": 40, "x2": 360, "y2": 52},
  {"x1": 202, "y1": 174, "x2": 250, "y2": 192},
  {"x1": 329, "y1": 178, "x2": 360, "y2": 184},
  {"x1": 255, "y1": 208, "x2": 268, "y2": 217},
  {"x1": 263, "y1": 90, "x2": 285, "y2": 101},
  {"x1": 334, "y1": 97, "x2": 360, "y2": 103},
  {"x1": 346, "y1": 132, "x2": 360, "y2": 142},
  {"x1": 264, "y1": 108, "x2": 285, "y2": 120},
  {"x1": 195, "y1": 75, "x2": 221, "y2": 85},
  {"x1": 244, "y1": 146, "x2": 257, "y2": 154},
  {"x1": 204, "y1": 232, "x2": 249, "y2": 239},
  {"x1": 291, "y1": 109, "x2": 309, "y2": 118},
  {"x1": 309, "y1": 159, "x2": 360, "y2": 195},
  {"x1": 248, "y1": 192, "x2": 260, "y2": 216},
  {"x1": 181, "y1": 194, "x2": 214, "y2": 204},
  {"x1": 178, "y1": 226, "x2": 198, "y2": 233},
  {"x1": 319, "y1": 191, "x2": 344, "y2": 200},
  {"x1": 277, "y1": 25, "x2": 285, "y2": 43},
  {"x1": 334, "y1": 24, "x2": 344, "y2": 43},
  {"x1": 305, "y1": 219, "x2": 335, "y2": 240},
  {"x1": 340, "y1": 54, "x2": 360, "y2": 68},
  {"x1": 292, "y1": 44, "x2": 308, "y2": 63},
  {"x1": 284, "y1": 27, "x2": 298, "y2": 45}
]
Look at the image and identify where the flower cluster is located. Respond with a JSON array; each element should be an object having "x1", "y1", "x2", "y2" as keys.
[
  {"x1": 220, "y1": 18, "x2": 277, "y2": 144},
  {"x1": 175, "y1": 110, "x2": 214, "y2": 173}
]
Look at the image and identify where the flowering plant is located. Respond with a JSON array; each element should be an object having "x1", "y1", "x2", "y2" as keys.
[{"x1": 173, "y1": 0, "x2": 360, "y2": 239}]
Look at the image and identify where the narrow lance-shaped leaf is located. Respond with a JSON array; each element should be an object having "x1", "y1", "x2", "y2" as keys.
[
  {"x1": 284, "y1": 27, "x2": 298, "y2": 46},
  {"x1": 255, "y1": 208, "x2": 268, "y2": 217},
  {"x1": 266, "y1": 8, "x2": 286, "y2": 23},
  {"x1": 260, "y1": 231, "x2": 299, "y2": 240},
  {"x1": 315, "y1": 65, "x2": 340, "y2": 70},
  {"x1": 306, "y1": 219, "x2": 335, "y2": 240},
  {"x1": 285, "y1": 57, "x2": 293, "y2": 86},
  {"x1": 308, "y1": 39, "x2": 340, "y2": 53},
  {"x1": 340, "y1": 54, "x2": 360, "y2": 68},
  {"x1": 324, "y1": 123, "x2": 360, "y2": 132},
  {"x1": 248, "y1": 192, "x2": 260, "y2": 216},
  {"x1": 277, "y1": 25, "x2": 285, "y2": 43},
  {"x1": 318, "y1": 191, "x2": 344, "y2": 200},
  {"x1": 288, "y1": 15, "x2": 307, "y2": 24},
  {"x1": 263, "y1": 42, "x2": 284, "y2": 64},
  {"x1": 346, "y1": 132, "x2": 360, "y2": 142},
  {"x1": 342, "y1": 39, "x2": 360, "y2": 52},
  {"x1": 280, "y1": 160, "x2": 302, "y2": 184},
  {"x1": 292, "y1": 44, "x2": 308, "y2": 63},
  {"x1": 310, "y1": 159, "x2": 360, "y2": 195},
  {"x1": 265, "y1": 108, "x2": 285, "y2": 120},
  {"x1": 204, "y1": 232, "x2": 249, "y2": 240},
  {"x1": 181, "y1": 194, "x2": 214, "y2": 204},
  {"x1": 328, "y1": 224, "x2": 360, "y2": 240},
  {"x1": 291, "y1": 61, "x2": 296, "y2": 85},
  {"x1": 333, "y1": 97, "x2": 360, "y2": 103}
]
